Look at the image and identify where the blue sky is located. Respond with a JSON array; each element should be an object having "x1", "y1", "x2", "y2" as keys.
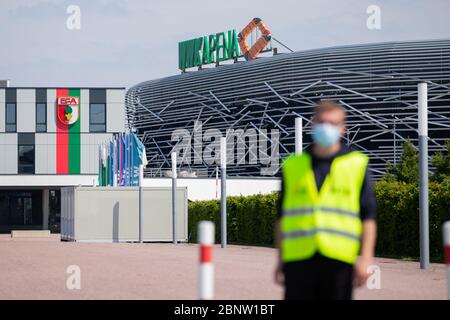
[{"x1": 1, "y1": 0, "x2": 450, "y2": 88}]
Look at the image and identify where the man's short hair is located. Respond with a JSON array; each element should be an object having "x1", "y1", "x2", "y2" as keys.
[{"x1": 313, "y1": 100, "x2": 347, "y2": 121}]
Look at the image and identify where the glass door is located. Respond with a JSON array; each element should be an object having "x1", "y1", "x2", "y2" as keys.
[
  {"x1": 23, "y1": 196, "x2": 33, "y2": 225},
  {"x1": 0, "y1": 190, "x2": 42, "y2": 232},
  {"x1": 9, "y1": 193, "x2": 33, "y2": 226}
]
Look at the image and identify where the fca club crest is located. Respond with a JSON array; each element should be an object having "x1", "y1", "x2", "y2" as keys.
[{"x1": 57, "y1": 96, "x2": 79, "y2": 125}]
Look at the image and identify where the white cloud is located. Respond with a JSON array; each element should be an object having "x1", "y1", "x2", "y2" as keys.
[{"x1": 1, "y1": 0, "x2": 449, "y2": 87}]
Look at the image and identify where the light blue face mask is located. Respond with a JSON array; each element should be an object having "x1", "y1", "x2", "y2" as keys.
[{"x1": 311, "y1": 123, "x2": 341, "y2": 148}]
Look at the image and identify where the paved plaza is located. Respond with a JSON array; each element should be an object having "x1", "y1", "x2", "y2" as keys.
[{"x1": 0, "y1": 234, "x2": 447, "y2": 300}]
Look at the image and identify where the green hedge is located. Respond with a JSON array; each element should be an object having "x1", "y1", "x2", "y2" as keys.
[
  {"x1": 188, "y1": 193, "x2": 278, "y2": 246},
  {"x1": 188, "y1": 179, "x2": 450, "y2": 260},
  {"x1": 375, "y1": 179, "x2": 450, "y2": 260}
]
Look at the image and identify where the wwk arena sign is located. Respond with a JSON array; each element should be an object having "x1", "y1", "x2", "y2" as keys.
[
  {"x1": 57, "y1": 96, "x2": 80, "y2": 125},
  {"x1": 178, "y1": 29, "x2": 240, "y2": 70},
  {"x1": 178, "y1": 18, "x2": 272, "y2": 71}
]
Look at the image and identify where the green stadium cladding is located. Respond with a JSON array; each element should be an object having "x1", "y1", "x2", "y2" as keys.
[{"x1": 126, "y1": 39, "x2": 450, "y2": 179}]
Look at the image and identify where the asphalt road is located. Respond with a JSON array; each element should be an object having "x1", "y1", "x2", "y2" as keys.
[{"x1": 0, "y1": 234, "x2": 447, "y2": 300}]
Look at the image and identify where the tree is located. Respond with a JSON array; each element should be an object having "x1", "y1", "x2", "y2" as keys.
[
  {"x1": 432, "y1": 141, "x2": 450, "y2": 183},
  {"x1": 384, "y1": 161, "x2": 397, "y2": 182},
  {"x1": 387, "y1": 140, "x2": 419, "y2": 183}
]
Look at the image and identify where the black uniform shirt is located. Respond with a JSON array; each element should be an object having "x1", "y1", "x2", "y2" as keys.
[{"x1": 277, "y1": 145, "x2": 377, "y2": 221}]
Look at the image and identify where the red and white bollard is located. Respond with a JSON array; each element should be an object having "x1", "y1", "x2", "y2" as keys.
[
  {"x1": 443, "y1": 221, "x2": 450, "y2": 300},
  {"x1": 198, "y1": 221, "x2": 215, "y2": 299}
]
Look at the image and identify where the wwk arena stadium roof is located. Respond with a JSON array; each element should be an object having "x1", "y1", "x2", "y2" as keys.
[{"x1": 126, "y1": 39, "x2": 450, "y2": 179}]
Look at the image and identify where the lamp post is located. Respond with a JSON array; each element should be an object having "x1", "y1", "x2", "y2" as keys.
[
  {"x1": 418, "y1": 82, "x2": 429, "y2": 269},
  {"x1": 220, "y1": 137, "x2": 227, "y2": 248},
  {"x1": 172, "y1": 152, "x2": 177, "y2": 244},
  {"x1": 295, "y1": 117, "x2": 303, "y2": 155}
]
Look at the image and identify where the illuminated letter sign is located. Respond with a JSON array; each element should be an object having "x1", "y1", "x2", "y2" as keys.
[
  {"x1": 57, "y1": 96, "x2": 80, "y2": 125},
  {"x1": 178, "y1": 18, "x2": 272, "y2": 70},
  {"x1": 179, "y1": 29, "x2": 241, "y2": 70}
]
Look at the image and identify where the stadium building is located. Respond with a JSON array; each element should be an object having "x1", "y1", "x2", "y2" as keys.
[
  {"x1": 0, "y1": 84, "x2": 125, "y2": 232},
  {"x1": 126, "y1": 39, "x2": 450, "y2": 179}
]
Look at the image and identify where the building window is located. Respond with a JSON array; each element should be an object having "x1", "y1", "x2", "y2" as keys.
[
  {"x1": 90, "y1": 103, "x2": 106, "y2": 132},
  {"x1": 18, "y1": 133, "x2": 35, "y2": 174},
  {"x1": 35, "y1": 89, "x2": 47, "y2": 132},
  {"x1": 36, "y1": 103, "x2": 47, "y2": 132},
  {"x1": 18, "y1": 145, "x2": 35, "y2": 174},
  {"x1": 6, "y1": 103, "x2": 16, "y2": 132}
]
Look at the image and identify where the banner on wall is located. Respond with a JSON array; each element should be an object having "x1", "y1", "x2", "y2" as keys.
[{"x1": 56, "y1": 88, "x2": 81, "y2": 174}]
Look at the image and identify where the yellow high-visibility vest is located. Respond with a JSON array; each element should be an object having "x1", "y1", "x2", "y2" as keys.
[{"x1": 281, "y1": 151, "x2": 368, "y2": 264}]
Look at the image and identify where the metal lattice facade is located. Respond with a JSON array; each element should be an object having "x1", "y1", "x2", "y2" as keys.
[{"x1": 126, "y1": 39, "x2": 450, "y2": 179}]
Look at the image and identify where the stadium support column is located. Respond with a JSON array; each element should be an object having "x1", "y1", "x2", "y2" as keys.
[
  {"x1": 172, "y1": 152, "x2": 177, "y2": 244},
  {"x1": 42, "y1": 189, "x2": 49, "y2": 230},
  {"x1": 220, "y1": 137, "x2": 227, "y2": 248},
  {"x1": 418, "y1": 82, "x2": 429, "y2": 269},
  {"x1": 295, "y1": 117, "x2": 303, "y2": 155}
]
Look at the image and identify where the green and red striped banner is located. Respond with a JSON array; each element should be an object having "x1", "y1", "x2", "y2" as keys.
[{"x1": 56, "y1": 88, "x2": 81, "y2": 174}]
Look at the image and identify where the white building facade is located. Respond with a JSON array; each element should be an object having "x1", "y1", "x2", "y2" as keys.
[{"x1": 0, "y1": 85, "x2": 125, "y2": 232}]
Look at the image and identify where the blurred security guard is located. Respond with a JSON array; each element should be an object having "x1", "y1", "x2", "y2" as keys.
[{"x1": 274, "y1": 100, "x2": 377, "y2": 300}]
